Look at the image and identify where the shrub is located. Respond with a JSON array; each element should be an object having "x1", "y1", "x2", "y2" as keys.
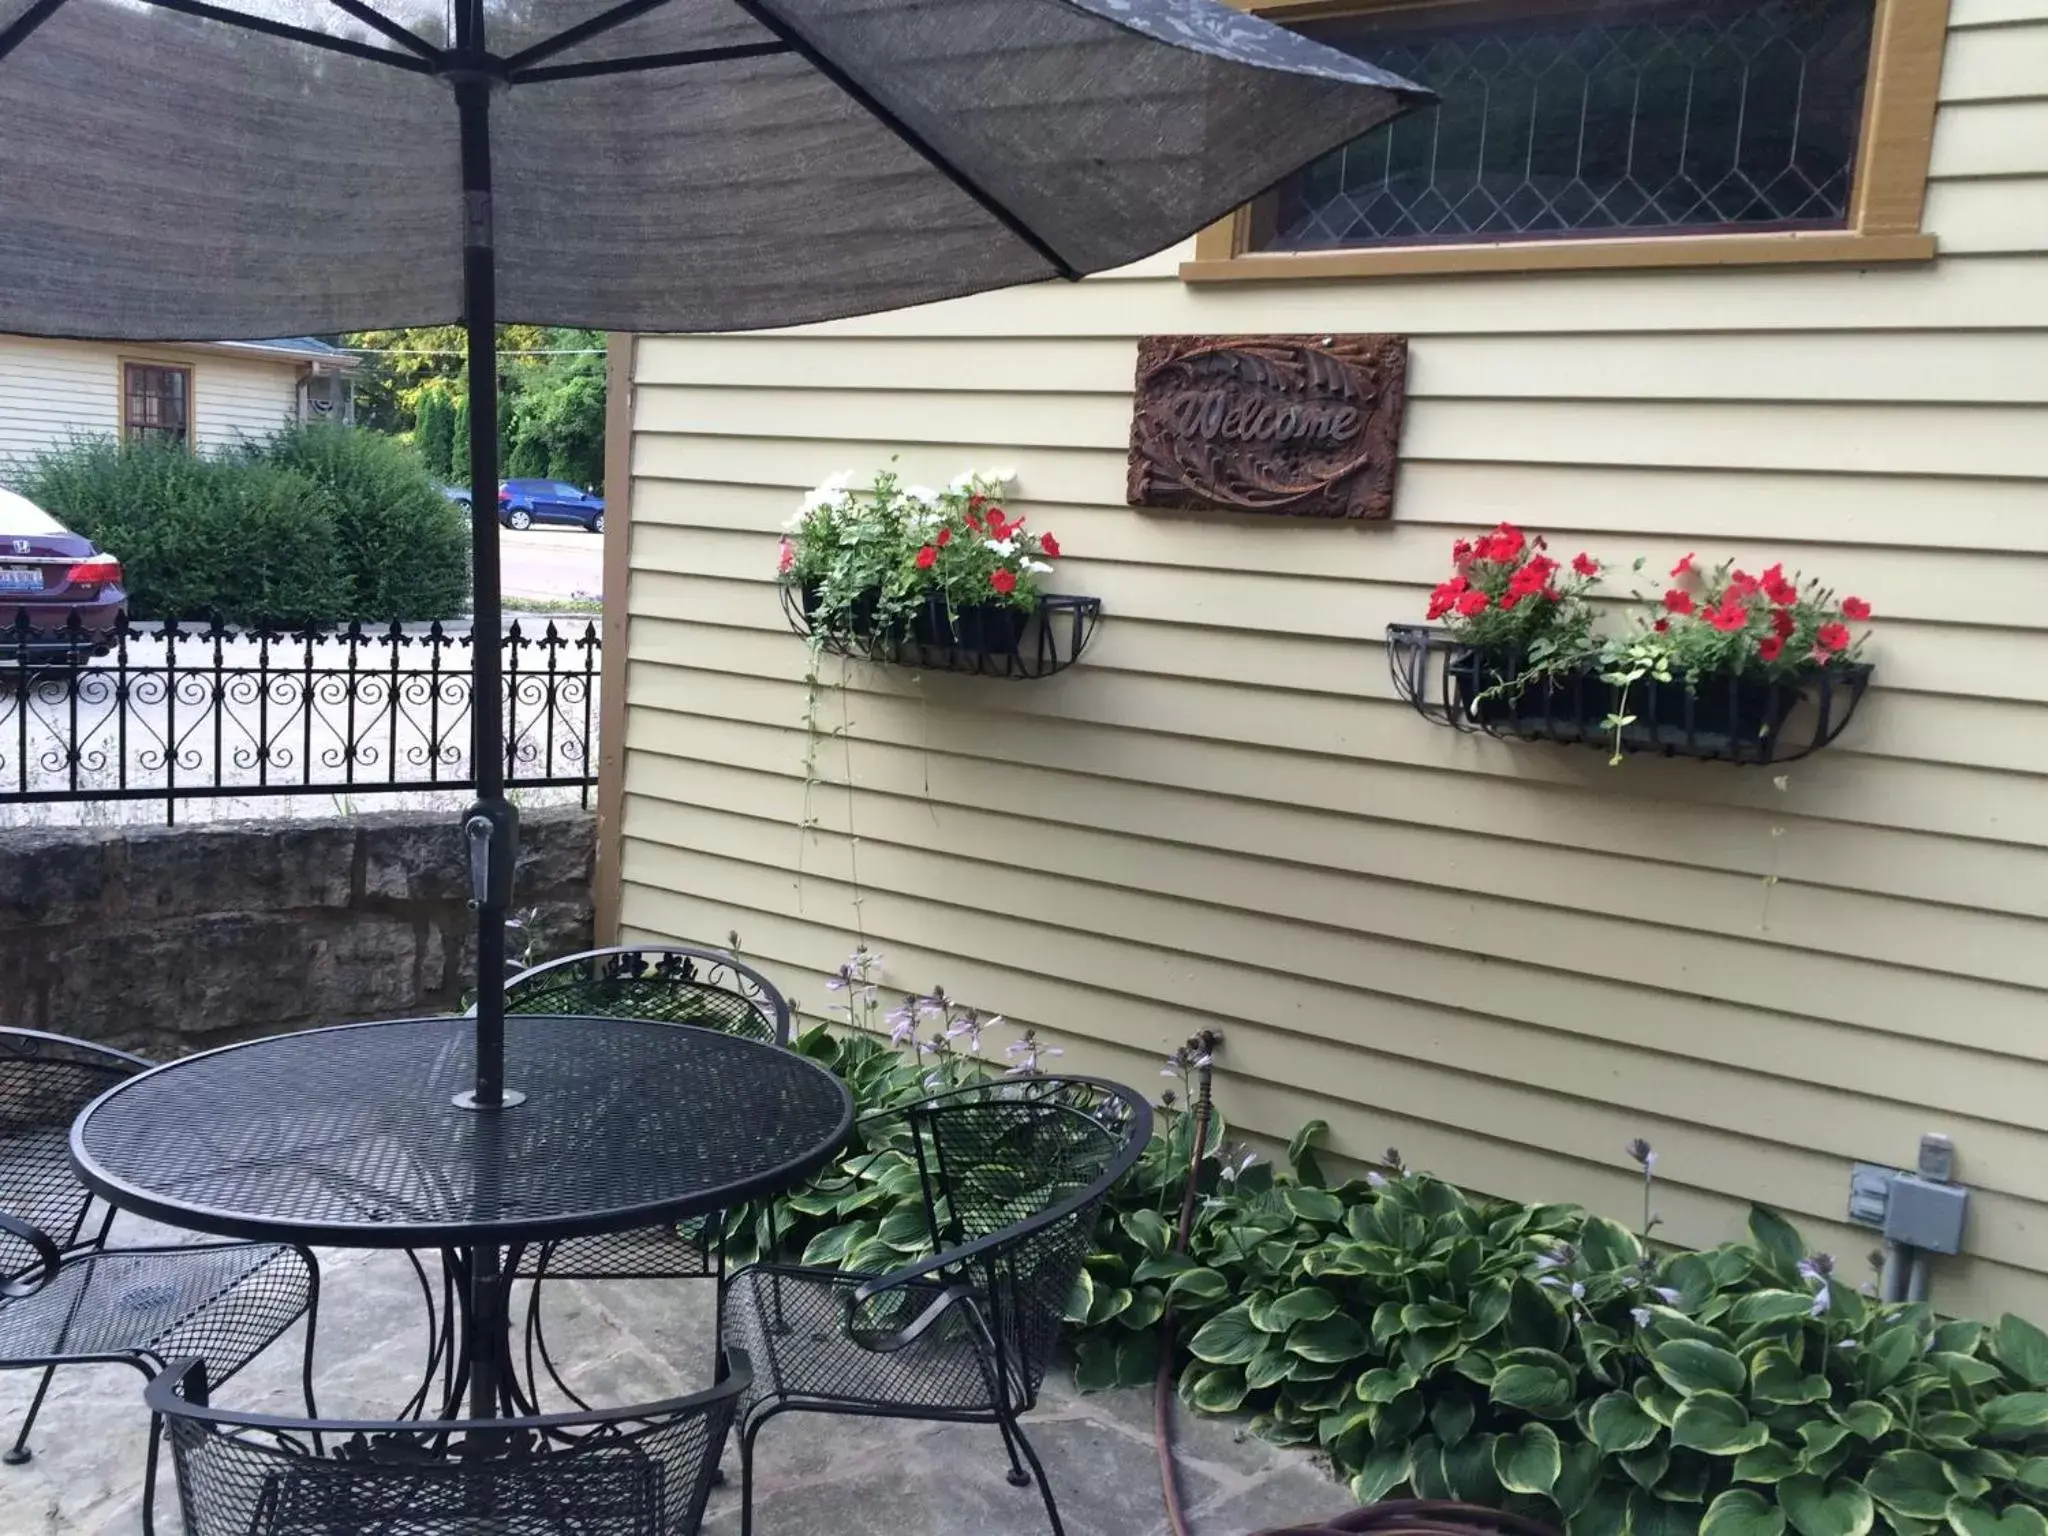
[
  {"x1": 749, "y1": 991, "x2": 2048, "y2": 1536},
  {"x1": 13, "y1": 438, "x2": 348, "y2": 628},
  {"x1": 255, "y1": 423, "x2": 470, "y2": 621}
]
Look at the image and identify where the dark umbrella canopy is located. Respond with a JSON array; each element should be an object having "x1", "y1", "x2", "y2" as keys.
[
  {"x1": 0, "y1": 0, "x2": 1427, "y2": 1105},
  {"x1": 0, "y1": 0, "x2": 1428, "y2": 338}
]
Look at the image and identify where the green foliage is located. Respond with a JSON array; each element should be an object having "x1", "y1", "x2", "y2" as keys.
[
  {"x1": 13, "y1": 437, "x2": 348, "y2": 627},
  {"x1": 412, "y1": 385, "x2": 457, "y2": 483},
  {"x1": 256, "y1": 423, "x2": 469, "y2": 620},
  {"x1": 15, "y1": 429, "x2": 467, "y2": 625}
]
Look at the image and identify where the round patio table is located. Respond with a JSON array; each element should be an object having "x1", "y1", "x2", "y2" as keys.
[{"x1": 68, "y1": 1013, "x2": 853, "y2": 1420}]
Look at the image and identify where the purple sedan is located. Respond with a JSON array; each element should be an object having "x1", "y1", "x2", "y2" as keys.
[{"x1": 0, "y1": 486, "x2": 127, "y2": 656}]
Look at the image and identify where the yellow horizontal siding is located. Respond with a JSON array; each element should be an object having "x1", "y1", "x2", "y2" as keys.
[{"x1": 622, "y1": 29, "x2": 2048, "y2": 1318}]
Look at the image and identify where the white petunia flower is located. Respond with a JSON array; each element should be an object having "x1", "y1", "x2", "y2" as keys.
[
  {"x1": 989, "y1": 466, "x2": 1019, "y2": 486},
  {"x1": 1023, "y1": 559, "x2": 1053, "y2": 574},
  {"x1": 948, "y1": 469, "x2": 976, "y2": 490},
  {"x1": 905, "y1": 485, "x2": 940, "y2": 505},
  {"x1": 984, "y1": 538, "x2": 1017, "y2": 557}
]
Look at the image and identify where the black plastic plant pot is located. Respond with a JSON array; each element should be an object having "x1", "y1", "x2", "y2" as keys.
[
  {"x1": 784, "y1": 583, "x2": 1100, "y2": 680},
  {"x1": 1389, "y1": 624, "x2": 1873, "y2": 766}
]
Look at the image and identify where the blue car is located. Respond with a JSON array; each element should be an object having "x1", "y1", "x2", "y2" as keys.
[{"x1": 497, "y1": 478, "x2": 605, "y2": 533}]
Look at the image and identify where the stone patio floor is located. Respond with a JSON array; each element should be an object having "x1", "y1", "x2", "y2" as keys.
[{"x1": 4, "y1": 1212, "x2": 1347, "y2": 1536}]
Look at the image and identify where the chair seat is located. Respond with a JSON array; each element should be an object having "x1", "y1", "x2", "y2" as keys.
[
  {"x1": 513, "y1": 1219, "x2": 716, "y2": 1281},
  {"x1": 0, "y1": 1242, "x2": 311, "y2": 1374},
  {"x1": 723, "y1": 1265, "x2": 997, "y2": 1418}
]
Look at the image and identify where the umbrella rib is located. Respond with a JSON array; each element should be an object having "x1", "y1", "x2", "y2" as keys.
[
  {"x1": 131, "y1": 0, "x2": 439, "y2": 72},
  {"x1": 722, "y1": 0, "x2": 1082, "y2": 281},
  {"x1": 510, "y1": 40, "x2": 791, "y2": 85},
  {"x1": 500, "y1": 0, "x2": 676, "y2": 73},
  {"x1": 322, "y1": 0, "x2": 442, "y2": 63},
  {"x1": 0, "y1": 0, "x2": 68, "y2": 66}
]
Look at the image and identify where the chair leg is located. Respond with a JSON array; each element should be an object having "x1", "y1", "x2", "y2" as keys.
[
  {"x1": 993, "y1": 1408, "x2": 1032, "y2": 1487},
  {"x1": 739, "y1": 1413, "x2": 765, "y2": 1536},
  {"x1": 140, "y1": 1411, "x2": 163, "y2": 1536},
  {"x1": 299, "y1": 1271, "x2": 323, "y2": 1453},
  {"x1": 998, "y1": 1406, "x2": 1065, "y2": 1536},
  {"x1": 2, "y1": 1363, "x2": 57, "y2": 1464}
]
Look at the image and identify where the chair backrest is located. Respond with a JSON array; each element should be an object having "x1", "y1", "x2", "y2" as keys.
[
  {"x1": 148, "y1": 1353, "x2": 748, "y2": 1536},
  {"x1": 0, "y1": 1028, "x2": 149, "y2": 1279},
  {"x1": 502, "y1": 944, "x2": 790, "y2": 1046},
  {"x1": 908, "y1": 1077, "x2": 1151, "y2": 1407}
]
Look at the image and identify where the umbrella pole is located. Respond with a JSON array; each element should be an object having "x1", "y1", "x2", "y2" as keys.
[{"x1": 453, "y1": 61, "x2": 520, "y2": 1119}]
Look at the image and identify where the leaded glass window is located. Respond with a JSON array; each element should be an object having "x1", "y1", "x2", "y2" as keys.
[{"x1": 1255, "y1": 0, "x2": 1876, "y2": 251}]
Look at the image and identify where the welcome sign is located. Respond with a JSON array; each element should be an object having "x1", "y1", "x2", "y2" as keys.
[{"x1": 1126, "y1": 334, "x2": 1408, "y2": 520}]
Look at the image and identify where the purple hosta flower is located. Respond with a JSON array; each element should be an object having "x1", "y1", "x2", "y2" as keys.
[
  {"x1": 825, "y1": 964, "x2": 854, "y2": 993},
  {"x1": 1366, "y1": 1171, "x2": 1389, "y2": 1190},
  {"x1": 888, "y1": 1014, "x2": 918, "y2": 1049},
  {"x1": 1630, "y1": 1306, "x2": 1654, "y2": 1328},
  {"x1": 1383, "y1": 1147, "x2": 1405, "y2": 1173},
  {"x1": 1653, "y1": 1286, "x2": 1683, "y2": 1307},
  {"x1": 1217, "y1": 1146, "x2": 1258, "y2": 1186},
  {"x1": 946, "y1": 1009, "x2": 991, "y2": 1055},
  {"x1": 1799, "y1": 1254, "x2": 1835, "y2": 1316},
  {"x1": 1533, "y1": 1243, "x2": 1579, "y2": 1274},
  {"x1": 1810, "y1": 1285, "x2": 1833, "y2": 1317},
  {"x1": 1572, "y1": 1280, "x2": 1586, "y2": 1302},
  {"x1": 1624, "y1": 1138, "x2": 1656, "y2": 1171},
  {"x1": 1004, "y1": 1029, "x2": 1061, "y2": 1077}
]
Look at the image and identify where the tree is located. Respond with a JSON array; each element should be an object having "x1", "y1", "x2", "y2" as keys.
[{"x1": 412, "y1": 385, "x2": 456, "y2": 482}]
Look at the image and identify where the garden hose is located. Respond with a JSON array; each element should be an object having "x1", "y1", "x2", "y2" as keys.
[{"x1": 1158, "y1": 1031, "x2": 1221, "y2": 1536}]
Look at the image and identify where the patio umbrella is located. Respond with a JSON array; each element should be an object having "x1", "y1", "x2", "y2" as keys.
[{"x1": 0, "y1": 0, "x2": 1427, "y2": 1109}]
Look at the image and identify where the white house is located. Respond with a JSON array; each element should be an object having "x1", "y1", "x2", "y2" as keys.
[{"x1": 0, "y1": 334, "x2": 356, "y2": 466}]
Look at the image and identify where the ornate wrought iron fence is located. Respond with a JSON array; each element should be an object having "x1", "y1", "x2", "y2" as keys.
[{"x1": 0, "y1": 613, "x2": 599, "y2": 819}]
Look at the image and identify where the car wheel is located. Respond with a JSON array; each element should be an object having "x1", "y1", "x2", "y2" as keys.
[
  {"x1": 507, "y1": 507, "x2": 533, "y2": 531},
  {"x1": 591, "y1": 512, "x2": 605, "y2": 534}
]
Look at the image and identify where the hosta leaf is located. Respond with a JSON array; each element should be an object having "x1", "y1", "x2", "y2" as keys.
[
  {"x1": 1288, "y1": 1118, "x2": 1329, "y2": 1187},
  {"x1": 1166, "y1": 1268, "x2": 1230, "y2": 1306},
  {"x1": 1998, "y1": 1316, "x2": 2048, "y2": 1390},
  {"x1": 1580, "y1": 1216, "x2": 1644, "y2": 1273},
  {"x1": 800, "y1": 1220, "x2": 873, "y2": 1267},
  {"x1": 1064, "y1": 1267, "x2": 1095, "y2": 1325},
  {"x1": 1088, "y1": 1285, "x2": 1134, "y2": 1326},
  {"x1": 1755, "y1": 1348, "x2": 1833, "y2": 1406},
  {"x1": 1861, "y1": 1328, "x2": 1920, "y2": 1394},
  {"x1": 1073, "y1": 1335, "x2": 1119, "y2": 1391},
  {"x1": 1374, "y1": 1390, "x2": 1427, "y2": 1449},
  {"x1": 1132, "y1": 1252, "x2": 1198, "y2": 1284},
  {"x1": 1736, "y1": 1442, "x2": 1803, "y2": 1485},
  {"x1": 1465, "y1": 1278, "x2": 1513, "y2": 1339},
  {"x1": 1124, "y1": 1287, "x2": 1166, "y2": 1332},
  {"x1": 1932, "y1": 1354, "x2": 2002, "y2": 1389},
  {"x1": 1403, "y1": 1300, "x2": 1465, "y2": 1331},
  {"x1": 1445, "y1": 1433, "x2": 1504, "y2": 1505},
  {"x1": 1944, "y1": 1464, "x2": 1991, "y2": 1504},
  {"x1": 1287, "y1": 1314, "x2": 1370, "y2": 1364},
  {"x1": 1630, "y1": 1487, "x2": 1702, "y2": 1536},
  {"x1": 2015, "y1": 1458, "x2": 2048, "y2": 1496},
  {"x1": 1781, "y1": 1476, "x2": 1877, "y2": 1536},
  {"x1": 1410, "y1": 1435, "x2": 1451, "y2": 1501},
  {"x1": 1284, "y1": 1185, "x2": 1345, "y2": 1227},
  {"x1": 1932, "y1": 1320, "x2": 1984, "y2": 1357},
  {"x1": 1188, "y1": 1304, "x2": 1262, "y2": 1366},
  {"x1": 1185, "y1": 1366, "x2": 1249, "y2": 1415},
  {"x1": 1431, "y1": 1394, "x2": 1478, "y2": 1448},
  {"x1": 1589, "y1": 1390, "x2": 1663, "y2": 1453},
  {"x1": 1984, "y1": 1395, "x2": 2048, "y2": 1437},
  {"x1": 1554, "y1": 1439, "x2": 1604, "y2": 1517},
  {"x1": 1736, "y1": 1291, "x2": 1828, "y2": 1326},
  {"x1": 1508, "y1": 1277, "x2": 1569, "y2": 1351},
  {"x1": 1917, "y1": 1415, "x2": 1980, "y2": 1453},
  {"x1": 1491, "y1": 1349, "x2": 1578, "y2": 1416},
  {"x1": 1570, "y1": 1485, "x2": 1632, "y2": 1536},
  {"x1": 1654, "y1": 1338, "x2": 1749, "y2": 1396},
  {"x1": 1707, "y1": 1489, "x2": 1791, "y2": 1536},
  {"x1": 1115, "y1": 1330, "x2": 1160, "y2": 1388},
  {"x1": 1355, "y1": 1366, "x2": 1418, "y2": 1404},
  {"x1": 1837, "y1": 1402, "x2": 1895, "y2": 1442},
  {"x1": 1946, "y1": 1504, "x2": 2048, "y2": 1536},
  {"x1": 1674, "y1": 1391, "x2": 1772, "y2": 1455},
  {"x1": 1264, "y1": 1287, "x2": 1340, "y2": 1328},
  {"x1": 1864, "y1": 1451, "x2": 1955, "y2": 1520},
  {"x1": 1494, "y1": 1422, "x2": 1563, "y2": 1496},
  {"x1": 1122, "y1": 1207, "x2": 1172, "y2": 1256},
  {"x1": 1749, "y1": 1206, "x2": 1811, "y2": 1278},
  {"x1": 1350, "y1": 1445, "x2": 1411, "y2": 1506},
  {"x1": 1621, "y1": 1442, "x2": 1670, "y2": 1491},
  {"x1": 1801, "y1": 1424, "x2": 1855, "y2": 1464},
  {"x1": 1635, "y1": 1376, "x2": 1684, "y2": 1427},
  {"x1": 1400, "y1": 1327, "x2": 1462, "y2": 1377},
  {"x1": 1244, "y1": 1348, "x2": 1293, "y2": 1392}
]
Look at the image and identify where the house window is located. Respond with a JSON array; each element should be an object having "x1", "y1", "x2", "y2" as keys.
[
  {"x1": 123, "y1": 363, "x2": 192, "y2": 448},
  {"x1": 1185, "y1": 0, "x2": 1947, "y2": 281}
]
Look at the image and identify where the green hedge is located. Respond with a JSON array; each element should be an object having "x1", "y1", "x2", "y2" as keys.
[
  {"x1": 13, "y1": 428, "x2": 468, "y2": 627},
  {"x1": 743, "y1": 1024, "x2": 2048, "y2": 1536}
]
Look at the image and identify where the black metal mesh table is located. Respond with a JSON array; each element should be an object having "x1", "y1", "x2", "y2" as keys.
[{"x1": 69, "y1": 1015, "x2": 853, "y2": 1417}]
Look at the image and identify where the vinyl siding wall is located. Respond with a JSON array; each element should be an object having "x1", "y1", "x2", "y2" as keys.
[
  {"x1": 0, "y1": 335, "x2": 300, "y2": 465},
  {"x1": 618, "y1": 0, "x2": 2048, "y2": 1322}
]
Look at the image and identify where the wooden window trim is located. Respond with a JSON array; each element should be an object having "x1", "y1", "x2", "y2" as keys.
[
  {"x1": 118, "y1": 357, "x2": 196, "y2": 450},
  {"x1": 1183, "y1": 0, "x2": 1949, "y2": 283}
]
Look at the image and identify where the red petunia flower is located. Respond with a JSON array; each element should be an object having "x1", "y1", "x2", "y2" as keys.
[
  {"x1": 1501, "y1": 591, "x2": 1524, "y2": 612},
  {"x1": 1762, "y1": 563, "x2": 1799, "y2": 606},
  {"x1": 1771, "y1": 608, "x2": 1796, "y2": 639},
  {"x1": 985, "y1": 509, "x2": 1011, "y2": 539},
  {"x1": 1653, "y1": 619, "x2": 1670, "y2": 633},
  {"x1": 1543, "y1": 585, "x2": 1562, "y2": 602},
  {"x1": 968, "y1": 494, "x2": 986, "y2": 510},
  {"x1": 1508, "y1": 564, "x2": 1547, "y2": 597},
  {"x1": 1816, "y1": 621, "x2": 1850, "y2": 653},
  {"x1": 1039, "y1": 533, "x2": 1061, "y2": 558},
  {"x1": 1452, "y1": 539, "x2": 1475, "y2": 563},
  {"x1": 1427, "y1": 591, "x2": 1456, "y2": 621},
  {"x1": 964, "y1": 510, "x2": 983, "y2": 532},
  {"x1": 777, "y1": 538, "x2": 794, "y2": 574},
  {"x1": 1842, "y1": 596, "x2": 1871, "y2": 620},
  {"x1": 1728, "y1": 569, "x2": 1760, "y2": 600},
  {"x1": 1454, "y1": 589, "x2": 1490, "y2": 617},
  {"x1": 1664, "y1": 589, "x2": 1695, "y2": 616},
  {"x1": 936, "y1": 527, "x2": 952, "y2": 547},
  {"x1": 914, "y1": 545, "x2": 937, "y2": 570},
  {"x1": 1572, "y1": 552, "x2": 1599, "y2": 578},
  {"x1": 1672, "y1": 552, "x2": 1696, "y2": 578},
  {"x1": 1709, "y1": 601, "x2": 1749, "y2": 634},
  {"x1": 1484, "y1": 524, "x2": 1526, "y2": 562},
  {"x1": 1758, "y1": 635, "x2": 1785, "y2": 662},
  {"x1": 990, "y1": 568, "x2": 1017, "y2": 595}
]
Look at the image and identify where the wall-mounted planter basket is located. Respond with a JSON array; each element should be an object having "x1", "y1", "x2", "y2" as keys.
[
  {"x1": 1386, "y1": 624, "x2": 1872, "y2": 765},
  {"x1": 783, "y1": 584, "x2": 1102, "y2": 679}
]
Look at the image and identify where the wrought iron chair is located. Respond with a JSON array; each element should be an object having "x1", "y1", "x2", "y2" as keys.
[
  {"x1": 148, "y1": 1350, "x2": 749, "y2": 1536},
  {"x1": 0, "y1": 1027, "x2": 320, "y2": 1535},
  {"x1": 721, "y1": 1075, "x2": 1152, "y2": 1536},
  {"x1": 500, "y1": 944, "x2": 792, "y2": 1407}
]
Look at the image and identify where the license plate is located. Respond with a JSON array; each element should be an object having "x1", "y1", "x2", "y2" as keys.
[{"x1": 0, "y1": 567, "x2": 40, "y2": 592}]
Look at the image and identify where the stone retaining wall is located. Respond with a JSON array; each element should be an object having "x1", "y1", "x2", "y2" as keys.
[{"x1": 0, "y1": 806, "x2": 593, "y2": 1057}]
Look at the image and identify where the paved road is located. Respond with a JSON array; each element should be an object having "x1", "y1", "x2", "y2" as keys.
[{"x1": 498, "y1": 523, "x2": 604, "y2": 603}]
